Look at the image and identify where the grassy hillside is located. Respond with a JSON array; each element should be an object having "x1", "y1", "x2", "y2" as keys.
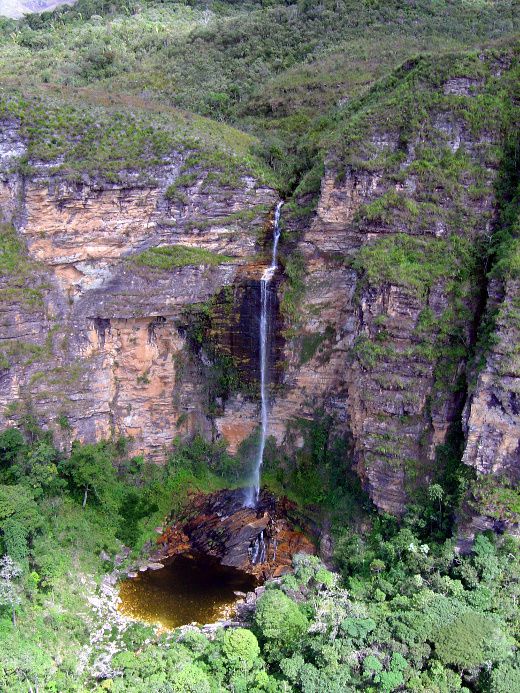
[
  {"x1": 0, "y1": 0, "x2": 517, "y2": 191},
  {"x1": 0, "y1": 86, "x2": 276, "y2": 184}
]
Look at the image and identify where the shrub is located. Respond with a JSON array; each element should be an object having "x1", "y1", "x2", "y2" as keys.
[
  {"x1": 132, "y1": 245, "x2": 234, "y2": 270},
  {"x1": 353, "y1": 233, "x2": 477, "y2": 298}
]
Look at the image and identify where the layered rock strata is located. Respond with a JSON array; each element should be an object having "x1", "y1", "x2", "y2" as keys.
[
  {"x1": 1, "y1": 48, "x2": 518, "y2": 526},
  {"x1": 265, "y1": 50, "x2": 519, "y2": 516},
  {"x1": 458, "y1": 275, "x2": 520, "y2": 541},
  {"x1": 0, "y1": 118, "x2": 277, "y2": 459},
  {"x1": 152, "y1": 489, "x2": 315, "y2": 580}
]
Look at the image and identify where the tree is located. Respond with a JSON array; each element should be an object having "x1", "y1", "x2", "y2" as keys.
[
  {"x1": 434, "y1": 612, "x2": 512, "y2": 671},
  {"x1": 407, "y1": 660, "x2": 464, "y2": 692},
  {"x1": 373, "y1": 652, "x2": 409, "y2": 692},
  {"x1": 222, "y1": 628, "x2": 261, "y2": 673},
  {"x1": 340, "y1": 617, "x2": 376, "y2": 644},
  {"x1": 15, "y1": 440, "x2": 63, "y2": 496},
  {"x1": 168, "y1": 663, "x2": 211, "y2": 693},
  {"x1": 65, "y1": 442, "x2": 117, "y2": 508},
  {"x1": 363, "y1": 654, "x2": 383, "y2": 677},
  {"x1": 375, "y1": 670, "x2": 405, "y2": 692},
  {"x1": 0, "y1": 633, "x2": 55, "y2": 690},
  {"x1": 0, "y1": 554, "x2": 22, "y2": 625},
  {"x1": 490, "y1": 654, "x2": 520, "y2": 693},
  {"x1": 280, "y1": 654, "x2": 305, "y2": 684},
  {"x1": 308, "y1": 587, "x2": 352, "y2": 639},
  {"x1": 0, "y1": 428, "x2": 25, "y2": 474},
  {"x1": 0, "y1": 484, "x2": 41, "y2": 561},
  {"x1": 428, "y1": 484, "x2": 444, "y2": 528},
  {"x1": 254, "y1": 590, "x2": 309, "y2": 659},
  {"x1": 370, "y1": 559, "x2": 386, "y2": 574}
]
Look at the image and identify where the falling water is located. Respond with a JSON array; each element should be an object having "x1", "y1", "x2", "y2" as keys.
[
  {"x1": 249, "y1": 530, "x2": 267, "y2": 565},
  {"x1": 244, "y1": 201, "x2": 283, "y2": 508}
]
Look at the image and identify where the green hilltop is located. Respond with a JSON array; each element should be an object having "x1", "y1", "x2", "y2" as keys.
[{"x1": 0, "y1": 0, "x2": 518, "y2": 191}]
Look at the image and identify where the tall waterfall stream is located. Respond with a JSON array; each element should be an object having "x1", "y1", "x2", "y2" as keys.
[
  {"x1": 118, "y1": 204, "x2": 303, "y2": 631},
  {"x1": 244, "y1": 200, "x2": 283, "y2": 508}
]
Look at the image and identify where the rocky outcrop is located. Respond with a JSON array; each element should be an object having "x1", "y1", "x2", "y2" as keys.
[
  {"x1": 464, "y1": 279, "x2": 520, "y2": 479},
  {"x1": 458, "y1": 276, "x2": 520, "y2": 540},
  {"x1": 151, "y1": 489, "x2": 315, "y2": 580},
  {"x1": 0, "y1": 117, "x2": 278, "y2": 459}
]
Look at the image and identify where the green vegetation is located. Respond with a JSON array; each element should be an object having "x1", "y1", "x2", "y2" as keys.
[
  {"x1": 0, "y1": 89, "x2": 275, "y2": 185},
  {"x1": 279, "y1": 250, "x2": 306, "y2": 326},
  {"x1": 0, "y1": 223, "x2": 25, "y2": 276},
  {"x1": 181, "y1": 289, "x2": 257, "y2": 406},
  {"x1": 260, "y1": 415, "x2": 369, "y2": 532},
  {"x1": 254, "y1": 589, "x2": 309, "y2": 658},
  {"x1": 0, "y1": 223, "x2": 46, "y2": 310},
  {"x1": 327, "y1": 48, "x2": 516, "y2": 176},
  {"x1": 470, "y1": 475, "x2": 520, "y2": 523},
  {"x1": 132, "y1": 245, "x2": 234, "y2": 270},
  {"x1": 1, "y1": 421, "x2": 518, "y2": 693},
  {"x1": 358, "y1": 191, "x2": 419, "y2": 225},
  {"x1": 299, "y1": 325, "x2": 334, "y2": 365},
  {"x1": 102, "y1": 541, "x2": 520, "y2": 689},
  {"x1": 353, "y1": 233, "x2": 477, "y2": 298},
  {"x1": 480, "y1": 70, "x2": 520, "y2": 296},
  {"x1": 0, "y1": 0, "x2": 519, "y2": 690},
  {"x1": 435, "y1": 611, "x2": 512, "y2": 670},
  {"x1": 165, "y1": 171, "x2": 200, "y2": 203},
  {"x1": 0, "y1": 1, "x2": 516, "y2": 192}
]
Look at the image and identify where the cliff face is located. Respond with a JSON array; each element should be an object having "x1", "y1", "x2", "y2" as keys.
[
  {"x1": 458, "y1": 277, "x2": 520, "y2": 542},
  {"x1": 0, "y1": 117, "x2": 277, "y2": 459},
  {"x1": 463, "y1": 278, "x2": 519, "y2": 475},
  {"x1": 265, "y1": 50, "x2": 519, "y2": 517},
  {"x1": 1, "y1": 48, "x2": 518, "y2": 527}
]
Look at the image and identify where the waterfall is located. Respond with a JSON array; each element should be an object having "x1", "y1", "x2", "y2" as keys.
[
  {"x1": 249, "y1": 530, "x2": 267, "y2": 565},
  {"x1": 243, "y1": 201, "x2": 283, "y2": 508}
]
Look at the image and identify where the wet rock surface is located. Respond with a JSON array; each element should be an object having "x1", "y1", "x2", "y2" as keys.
[{"x1": 150, "y1": 489, "x2": 315, "y2": 580}]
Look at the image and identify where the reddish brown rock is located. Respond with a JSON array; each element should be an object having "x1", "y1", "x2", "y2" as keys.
[{"x1": 150, "y1": 489, "x2": 315, "y2": 580}]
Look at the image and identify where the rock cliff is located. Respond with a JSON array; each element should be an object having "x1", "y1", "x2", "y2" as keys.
[
  {"x1": 1, "y1": 47, "x2": 518, "y2": 529},
  {"x1": 458, "y1": 275, "x2": 520, "y2": 542},
  {"x1": 0, "y1": 102, "x2": 278, "y2": 460},
  {"x1": 265, "y1": 49, "x2": 519, "y2": 518}
]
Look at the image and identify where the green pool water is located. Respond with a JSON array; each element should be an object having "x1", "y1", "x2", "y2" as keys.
[{"x1": 118, "y1": 555, "x2": 257, "y2": 629}]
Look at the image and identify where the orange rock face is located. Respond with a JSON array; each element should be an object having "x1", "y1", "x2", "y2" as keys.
[{"x1": 0, "y1": 126, "x2": 277, "y2": 459}]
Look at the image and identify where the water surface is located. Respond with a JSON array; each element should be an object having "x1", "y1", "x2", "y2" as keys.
[{"x1": 118, "y1": 555, "x2": 257, "y2": 629}]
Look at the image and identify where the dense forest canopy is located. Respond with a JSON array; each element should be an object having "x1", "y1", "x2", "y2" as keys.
[{"x1": 1, "y1": 429, "x2": 519, "y2": 690}]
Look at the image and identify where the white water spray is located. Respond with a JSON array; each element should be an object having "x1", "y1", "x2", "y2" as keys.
[{"x1": 244, "y1": 201, "x2": 283, "y2": 508}]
